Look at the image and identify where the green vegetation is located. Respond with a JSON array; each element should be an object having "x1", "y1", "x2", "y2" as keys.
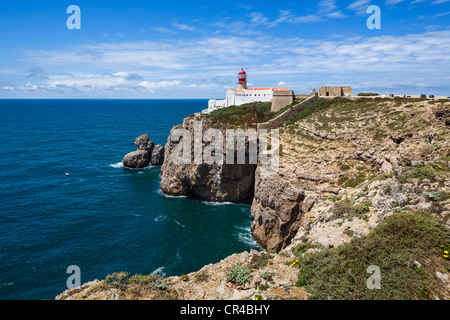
[
  {"x1": 94, "y1": 272, "x2": 178, "y2": 300},
  {"x1": 194, "y1": 270, "x2": 209, "y2": 283},
  {"x1": 249, "y1": 252, "x2": 272, "y2": 269},
  {"x1": 337, "y1": 172, "x2": 367, "y2": 188},
  {"x1": 205, "y1": 101, "x2": 272, "y2": 128},
  {"x1": 399, "y1": 165, "x2": 437, "y2": 183},
  {"x1": 226, "y1": 266, "x2": 253, "y2": 285},
  {"x1": 296, "y1": 271, "x2": 308, "y2": 287},
  {"x1": 293, "y1": 211, "x2": 450, "y2": 300},
  {"x1": 286, "y1": 98, "x2": 333, "y2": 126},
  {"x1": 429, "y1": 99, "x2": 450, "y2": 104},
  {"x1": 205, "y1": 99, "x2": 304, "y2": 129},
  {"x1": 354, "y1": 200, "x2": 372, "y2": 214},
  {"x1": 292, "y1": 242, "x2": 323, "y2": 257},
  {"x1": 330, "y1": 198, "x2": 372, "y2": 221},
  {"x1": 357, "y1": 93, "x2": 379, "y2": 96},
  {"x1": 332, "y1": 198, "x2": 358, "y2": 220}
]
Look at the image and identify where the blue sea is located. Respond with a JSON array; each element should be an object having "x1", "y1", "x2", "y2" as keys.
[{"x1": 0, "y1": 99, "x2": 259, "y2": 300}]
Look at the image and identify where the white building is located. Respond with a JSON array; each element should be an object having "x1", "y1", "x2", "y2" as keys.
[{"x1": 203, "y1": 68, "x2": 290, "y2": 114}]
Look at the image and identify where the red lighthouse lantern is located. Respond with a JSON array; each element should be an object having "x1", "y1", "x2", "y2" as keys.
[{"x1": 237, "y1": 68, "x2": 247, "y2": 89}]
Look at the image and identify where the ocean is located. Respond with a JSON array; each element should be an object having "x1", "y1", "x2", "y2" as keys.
[{"x1": 0, "y1": 99, "x2": 260, "y2": 300}]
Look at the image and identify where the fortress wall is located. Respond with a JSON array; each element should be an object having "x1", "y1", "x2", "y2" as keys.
[
  {"x1": 258, "y1": 95, "x2": 318, "y2": 131},
  {"x1": 319, "y1": 86, "x2": 353, "y2": 97},
  {"x1": 271, "y1": 90, "x2": 294, "y2": 112}
]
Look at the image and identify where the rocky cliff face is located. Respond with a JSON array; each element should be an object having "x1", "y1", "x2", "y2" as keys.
[
  {"x1": 159, "y1": 114, "x2": 257, "y2": 203},
  {"x1": 251, "y1": 98, "x2": 450, "y2": 252}
]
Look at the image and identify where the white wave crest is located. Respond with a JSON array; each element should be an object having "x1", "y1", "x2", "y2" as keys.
[
  {"x1": 156, "y1": 189, "x2": 187, "y2": 198},
  {"x1": 109, "y1": 162, "x2": 123, "y2": 168},
  {"x1": 174, "y1": 219, "x2": 186, "y2": 228},
  {"x1": 200, "y1": 201, "x2": 235, "y2": 206},
  {"x1": 151, "y1": 267, "x2": 166, "y2": 277}
]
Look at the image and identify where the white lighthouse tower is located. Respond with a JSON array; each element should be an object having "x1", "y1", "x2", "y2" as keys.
[{"x1": 237, "y1": 68, "x2": 248, "y2": 90}]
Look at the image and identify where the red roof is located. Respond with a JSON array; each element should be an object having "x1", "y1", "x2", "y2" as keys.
[
  {"x1": 238, "y1": 68, "x2": 246, "y2": 74},
  {"x1": 231, "y1": 87, "x2": 290, "y2": 92}
]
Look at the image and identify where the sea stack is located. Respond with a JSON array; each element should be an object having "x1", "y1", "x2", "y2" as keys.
[{"x1": 123, "y1": 134, "x2": 165, "y2": 169}]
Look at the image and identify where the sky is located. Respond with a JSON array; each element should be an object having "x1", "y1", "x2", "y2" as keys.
[{"x1": 0, "y1": 0, "x2": 449, "y2": 99}]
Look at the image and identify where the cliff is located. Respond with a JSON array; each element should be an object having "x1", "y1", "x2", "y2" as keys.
[
  {"x1": 252, "y1": 97, "x2": 450, "y2": 252},
  {"x1": 159, "y1": 113, "x2": 257, "y2": 203},
  {"x1": 57, "y1": 97, "x2": 450, "y2": 300}
]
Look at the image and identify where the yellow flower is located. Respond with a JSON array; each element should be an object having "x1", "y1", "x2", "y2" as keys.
[
  {"x1": 444, "y1": 255, "x2": 449, "y2": 258},
  {"x1": 444, "y1": 251, "x2": 449, "y2": 254},
  {"x1": 440, "y1": 245, "x2": 444, "y2": 247}
]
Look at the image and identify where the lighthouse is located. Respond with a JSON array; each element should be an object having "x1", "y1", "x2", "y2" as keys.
[
  {"x1": 203, "y1": 67, "x2": 292, "y2": 114},
  {"x1": 237, "y1": 68, "x2": 247, "y2": 90}
]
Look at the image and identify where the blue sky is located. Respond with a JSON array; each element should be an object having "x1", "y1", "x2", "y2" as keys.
[{"x1": 0, "y1": 0, "x2": 449, "y2": 98}]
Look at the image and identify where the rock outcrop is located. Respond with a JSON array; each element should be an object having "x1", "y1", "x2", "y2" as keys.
[
  {"x1": 123, "y1": 150, "x2": 150, "y2": 169},
  {"x1": 135, "y1": 134, "x2": 154, "y2": 154},
  {"x1": 159, "y1": 114, "x2": 257, "y2": 203},
  {"x1": 150, "y1": 145, "x2": 165, "y2": 166},
  {"x1": 123, "y1": 134, "x2": 165, "y2": 169}
]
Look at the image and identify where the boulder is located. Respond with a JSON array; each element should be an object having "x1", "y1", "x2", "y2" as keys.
[
  {"x1": 123, "y1": 150, "x2": 150, "y2": 169},
  {"x1": 135, "y1": 134, "x2": 154, "y2": 154},
  {"x1": 150, "y1": 145, "x2": 165, "y2": 166}
]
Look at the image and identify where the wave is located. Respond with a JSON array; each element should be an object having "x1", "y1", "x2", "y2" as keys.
[
  {"x1": 151, "y1": 266, "x2": 166, "y2": 277},
  {"x1": 200, "y1": 201, "x2": 235, "y2": 206},
  {"x1": 154, "y1": 215, "x2": 166, "y2": 222},
  {"x1": 109, "y1": 162, "x2": 123, "y2": 168},
  {"x1": 156, "y1": 189, "x2": 187, "y2": 198},
  {"x1": 235, "y1": 226, "x2": 261, "y2": 249},
  {"x1": 110, "y1": 162, "x2": 158, "y2": 170},
  {"x1": 174, "y1": 219, "x2": 186, "y2": 228}
]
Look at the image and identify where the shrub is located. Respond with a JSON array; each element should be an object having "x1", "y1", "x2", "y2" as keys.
[
  {"x1": 227, "y1": 266, "x2": 253, "y2": 285},
  {"x1": 206, "y1": 101, "x2": 273, "y2": 128},
  {"x1": 357, "y1": 93, "x2": 379, "y2": 96},
  {"x1": 194, "y1": 271, "x2": 209, "y2": 283},
  {"x1": 354, "y1": 200, "x2": 372, "y2": 214},
  {"x1": 399, "y1": 165, "x2": 437, "y2": 183},
  {"x1": 296, "y1": 211, "x2": 450, "y2": 300},
  {"x1": 331, "y1": 198, "x2": 358, "y2": 220},
  {"x1": 249, "y1": 253, "x2": 272, "y2": 269}
]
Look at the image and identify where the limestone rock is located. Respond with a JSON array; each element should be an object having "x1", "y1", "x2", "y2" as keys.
[
  {"x1": 150, "y1": 145, "x2": 165, "y2": 166},
  {"x1": 123, "y1": 150, "x2": 150, "y2": 169},
  {"x1": 135, "y1": 134, "x2": 155, "y2": 154}
]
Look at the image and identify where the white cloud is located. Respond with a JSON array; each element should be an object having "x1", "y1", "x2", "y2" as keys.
[
  {"x1": 139, "y1": 80, "x2": 181, "y2": 92},
  {"x1": 171, "y1": 22, "x2": 195, "y2": 31},
  {"x1": 347, "y1": 0, "x2": 371, "y2": 15},
  {"x1": 5, "y1": 29, "x2": 450, "y2": 96}
]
